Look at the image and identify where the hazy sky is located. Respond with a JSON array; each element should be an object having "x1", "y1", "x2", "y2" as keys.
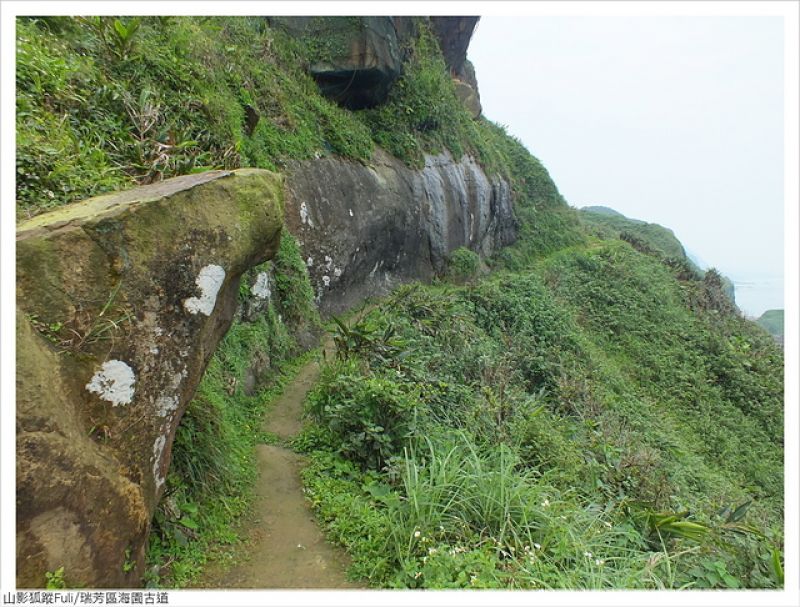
[{"x1": 469, "y1": 16, "x2": 784, "y2": 317}]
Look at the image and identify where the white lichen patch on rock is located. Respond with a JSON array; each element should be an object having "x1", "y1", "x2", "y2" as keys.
[
  {"x1": 85, "y1": 360, "x2": 136, "y2": 406},
  {"x1": 183, "y1": 264, "x2": 226, "y2": 316},
  {"x1": 369, "y1": 261, "x2": 380, "y2": 278},
  {"x1": 333, "y1": 267, "x2": 342, "y2": 278},
  {"x1": 152, "y1": 435, "x2": 167, "y2": 489},
  {"x1": 306, "y1": 256, "x2": 314, "y2": 267},
  {"x1": 322, "y1": 275, "x2": 331, "y2": 287},
  {"x1": 300, "y1": 201, "x2": 313, "y2": 226},
  {"x1": 155, "y1": 396, "x2": 178, "y2": 418},
  {"x1": 251, "y1": 272, "x2": 271, "y2": 300}
]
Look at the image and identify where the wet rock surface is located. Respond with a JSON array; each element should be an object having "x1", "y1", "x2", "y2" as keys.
[
  {"x1": 284, "y1": 148, "x2": 517, "y2": 316},
  {"x1": 16, "y1": 170, "x2": 284, "y2": 588}
]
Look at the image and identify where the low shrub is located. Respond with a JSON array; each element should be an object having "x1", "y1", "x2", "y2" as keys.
[
  {"x1": 446, "y1": 247, "x2": 480, "y2": 282},
  {"x1": 306, "y1": 364, "x2": 419, "y2": 470}
]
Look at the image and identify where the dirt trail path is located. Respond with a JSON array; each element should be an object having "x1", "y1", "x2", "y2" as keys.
[{"x1": 199, "y1": 310, "x2": 371, "y2": 589}]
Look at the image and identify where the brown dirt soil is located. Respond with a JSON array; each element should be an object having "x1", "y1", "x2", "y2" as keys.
[
  {"x1": 200, "y1": 444, "x2": 357, "y2": 589},
  {"x1": 198, "y1": 307, "x2": 374, "y2": 589}
]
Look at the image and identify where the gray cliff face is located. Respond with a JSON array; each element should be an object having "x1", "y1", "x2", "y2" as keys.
[{"x1": 284, "y1": 149, "x2": 516, "y2": 315}]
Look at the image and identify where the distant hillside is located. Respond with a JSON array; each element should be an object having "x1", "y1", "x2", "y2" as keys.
[
  {"x1": 580, "y1": 206, "x2": 688, "y2": 261},
  {"x1": 581, "y1": 205, "x2": 629, "y2": 219},
  {"x1": 579, "y1": 205, "x2": 736, "y2": 304},
  {"x1": 757, "y1": 309, "x2": 784, "y2": 344}
]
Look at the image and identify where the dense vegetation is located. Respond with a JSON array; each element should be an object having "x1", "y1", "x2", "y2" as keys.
[
  {"x1": 579, "y1": 206, "x2": 737, "y2": 304},
  {"x1": 297, "y1": 229, "x2": 783, "y2": 590},
  {"x1": 579, "y1": 206, "x2": 688, "y2": 260},
  {"x1": 17, "y1": 16, "x2": 783, "y2": 590}
]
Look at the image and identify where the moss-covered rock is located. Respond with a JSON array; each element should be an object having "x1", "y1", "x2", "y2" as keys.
[{"x1": 16, "y1": 170, "x2": 283, "y2": 588}]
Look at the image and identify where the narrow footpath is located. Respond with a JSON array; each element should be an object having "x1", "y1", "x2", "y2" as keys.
[{"x1": 199, "y1": 331, "x2": 358, "y2": 589}]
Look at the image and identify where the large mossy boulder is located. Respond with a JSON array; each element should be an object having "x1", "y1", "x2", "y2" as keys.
[{"x1": 16, "y1": 170, "x2": 283, "y2": 588}]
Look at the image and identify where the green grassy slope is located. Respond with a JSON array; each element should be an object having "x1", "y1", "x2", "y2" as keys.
[
  {"x1": 580, "y1": 206, "x2": 688, "y2": 261},
  {"x1": 579, "y1": 205, "x2": 737, "y2": 303},
  {"x1": 16, "y1": 17, "x2": 560, "y2": 223},
  {"x1": 756, "y1": 309, "x2": 784, "y2": 338},
  {"x1": 300, "y1": 237, "x2": 783, "y2": 589}
]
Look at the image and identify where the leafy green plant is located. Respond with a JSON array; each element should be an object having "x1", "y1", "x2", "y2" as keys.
[
  {"x1": 79, "y1": 17, "x2": 141, "y2": 59},
  {"x1": 331, "y1": 312, "x2": 407, "y2": 367},
  {"x1": 110, "y1": 18, "x2": 141, "y2": 58},
  {"x1": 306, "y1": 365, "x2": 418, "y2": 470},
  {"x1": 647, "y1": 510, "x2": 711, "y2": 543},
  {"x1": 122, "y1": 548, "x2": 135, "y2": 573},
  {"x1": 45, "y1": 567, "x2": 66, "y2": 589}
]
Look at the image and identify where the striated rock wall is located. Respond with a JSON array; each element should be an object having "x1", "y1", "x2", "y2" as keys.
[
  {"x1": 284, "y1": 148, "x2": 516, "y2": 315},
  {"x1": 16, "y1": 170, "x2": 284, "y2": 588}
]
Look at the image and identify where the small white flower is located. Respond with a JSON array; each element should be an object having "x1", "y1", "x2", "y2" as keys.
[
  {"x1": 595, "y1": 559, "x2": 605, "y2": 566},
  {"x1": 428, "y1": 547, "x2": 438, "y2": 555},
  {"x1": 414, "y1": 530, "x2": 421, "y2": 538},
  {"x1": 533, "y1": 543, "x2": 542, "y2": 550},
  {"x1": 470, "y1": 575, "x2": 478, "y2": 585},
  {"x1": 603, "y1": 521, "x2": 613, "y2": 528},
  {"x1": 584, "y1": 551, "x2": 593, "y2": 558},
  {"x1": 524, "y1": 545, "x2": 531, "y2": 553},
  {"x1": 541, "y1": 498, "x2": 550, "y2": 507},
  {"x1": 414, "y1": 571, "x2": 423, "y2": 579}
]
